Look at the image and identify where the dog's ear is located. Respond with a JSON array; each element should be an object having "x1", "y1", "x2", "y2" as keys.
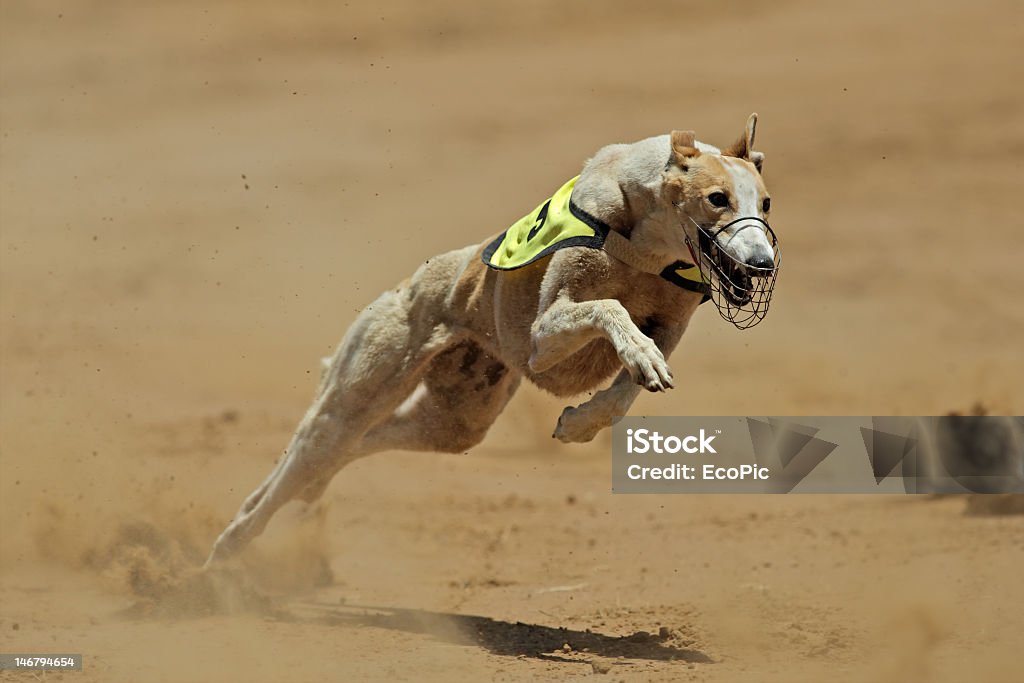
[
  {"x1": 750, "y1": 150, "x2": 765, "y2": 174},
  {"x1": 670, "y1": 130, "x2": 700, "y2": 168},
  {"x1": 724, "y1": 113, "x2": 764, "y2": 173},
  {"x1": 724, "y1": 112, "x2": 757, "y2": 158}
]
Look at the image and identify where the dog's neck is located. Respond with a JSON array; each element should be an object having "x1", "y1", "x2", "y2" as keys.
[
  {"x1": 571, "y1": 135, "x2": 667, "y2": 234},
  {"x1": 573, "y1": 135, "x2": 707, "y2": 271}
]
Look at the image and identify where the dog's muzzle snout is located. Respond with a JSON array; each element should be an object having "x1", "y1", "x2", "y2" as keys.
[
  {"x1": 745, "y1": 252, "x2": 775, "y2": 272},
  {"x1": 686, "y1": 216, "x2": 781, "y2": 330}
]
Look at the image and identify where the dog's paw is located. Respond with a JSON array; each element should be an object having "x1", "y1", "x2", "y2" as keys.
[
  {"x1": 619, "y1": 337, "x2": 674, "y2": 392},
  {"x1": 553, "y1": 405, "x2": 605, "y2": 443}
]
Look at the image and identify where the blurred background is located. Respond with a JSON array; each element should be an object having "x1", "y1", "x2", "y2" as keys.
[{"x1": 1, "y1": 1, "x2": 1021, "y2": 681}]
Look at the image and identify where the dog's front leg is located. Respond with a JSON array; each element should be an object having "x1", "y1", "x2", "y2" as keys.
[
  {"x1": 529, "y1": 298, "x2": 673, "y2": 392},
  {"x1": 553, "y1": 369, "x2": 641, "y2": 443},
  {"x1": 552, "y1": 323, "x2": 686, "y2": 443}
]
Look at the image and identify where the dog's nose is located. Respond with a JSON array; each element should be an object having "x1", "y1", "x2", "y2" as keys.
[{"x1": 746, "y1": 253, "x2": 775, "y2": 271}]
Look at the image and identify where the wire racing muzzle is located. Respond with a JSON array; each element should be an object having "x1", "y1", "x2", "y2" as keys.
[{"x1": 685, "y1": 216, "x2": 781, "y2": 330}]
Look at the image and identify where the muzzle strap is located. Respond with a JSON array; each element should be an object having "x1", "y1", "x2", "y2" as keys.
[
  {"x1": 603, "y1": 230, "x2": 710, "y2": 301},
  {"x1": 659, "y1": 261, "x2": 711, "y2": 300}
]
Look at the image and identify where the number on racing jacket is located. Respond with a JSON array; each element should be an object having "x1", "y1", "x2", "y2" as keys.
[{"x1": 527, "y1": 200, "x2": 552, "y2": 241}]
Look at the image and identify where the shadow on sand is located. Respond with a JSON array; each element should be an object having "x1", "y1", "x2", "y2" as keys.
[{"x1": 290, "y1": 602, "x2": 714, "y2": 664}]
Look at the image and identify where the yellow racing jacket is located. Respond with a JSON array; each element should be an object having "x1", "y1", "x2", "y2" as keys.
[{"x1": 482, "y1": 176, "x2": 709, "y2": 298}]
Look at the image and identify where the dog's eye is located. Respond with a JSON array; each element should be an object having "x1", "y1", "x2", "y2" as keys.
[
  {"x1": 707, "y1": 192, "x2": 729, "y2": 208},
  {"x1": 762, "y1": 197, "x2": 771, "y2": 213}
]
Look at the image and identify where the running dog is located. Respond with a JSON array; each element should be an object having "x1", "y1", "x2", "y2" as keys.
[{"x1": 206, "y1": 113, "x2": 780, "y2": 565}]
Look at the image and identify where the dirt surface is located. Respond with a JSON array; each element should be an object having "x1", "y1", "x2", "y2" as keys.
[{"x1": 2, "y1": 1, "x2": 1023, "y2": 681}]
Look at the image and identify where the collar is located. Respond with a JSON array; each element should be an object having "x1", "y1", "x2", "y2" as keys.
[{"x1": 599, "y1": 223, "x2": 710, "y2": 298}]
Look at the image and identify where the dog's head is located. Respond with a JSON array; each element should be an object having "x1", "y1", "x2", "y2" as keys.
[
  {"x1": 657, "y1": 114, "x2": 780, "y2": 326},
  {"x1": 663, "y1": 114, "x2": 773, "y2": 270}
]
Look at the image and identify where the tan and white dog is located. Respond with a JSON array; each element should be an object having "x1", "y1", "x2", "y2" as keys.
[{"x1": 206, "y1": 114, "x2": 777, "y2": 565}]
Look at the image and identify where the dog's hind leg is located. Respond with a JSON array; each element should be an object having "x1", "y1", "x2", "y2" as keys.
[
  {"x1": 205, "y1": 284, "x2": 457, "y2": 567},
  {"x1": 357, "y1": 339, "x2": 521, "y2": 455},
  {"x1": 281, "y1": 341, "x2": 519, "y2": 510}
]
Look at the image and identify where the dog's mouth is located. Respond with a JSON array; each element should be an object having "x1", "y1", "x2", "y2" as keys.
[
  {"x1": 686, "y1": 217, "x2": 781, "y2": 330},
  {"x1": 708, "y1": 241, "x2": 755, "y2": 307}
]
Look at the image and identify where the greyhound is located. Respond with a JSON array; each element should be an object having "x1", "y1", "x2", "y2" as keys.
[{"x1": 205, "y1": 113, "x2": 780, "y2": 566}]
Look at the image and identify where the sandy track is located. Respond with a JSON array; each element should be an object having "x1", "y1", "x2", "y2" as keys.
[{"x1": 1, "y1": 1, "x2": 1022, "y2": 681}]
